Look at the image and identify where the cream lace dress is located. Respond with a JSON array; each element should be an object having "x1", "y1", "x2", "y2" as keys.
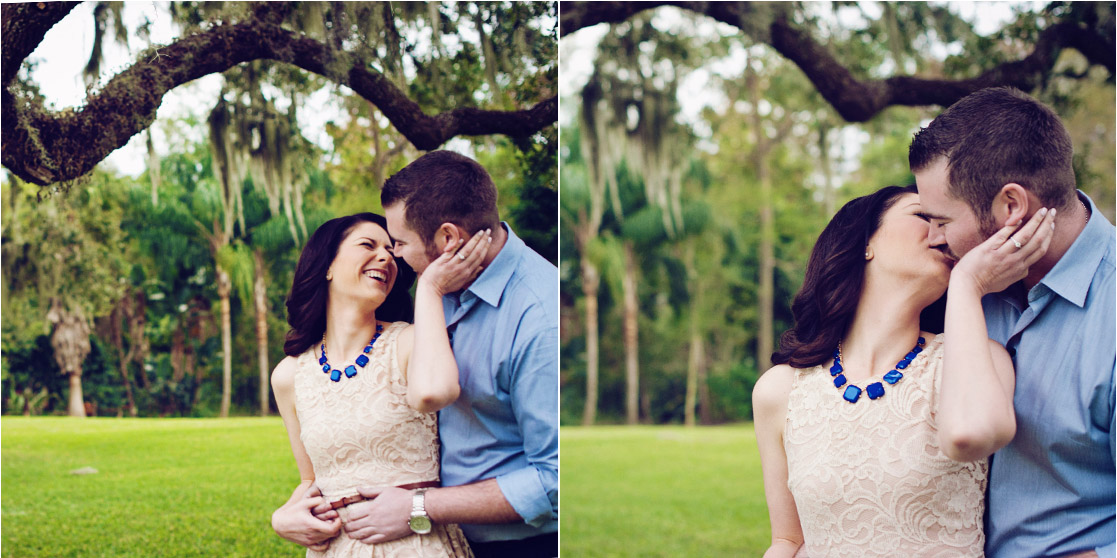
[
  {"x1": 293, "y1": 321, "x2": 472, "y2": 558},
  {"x1": 783, "y1": 334, "x2": 987, "y2": 558}
]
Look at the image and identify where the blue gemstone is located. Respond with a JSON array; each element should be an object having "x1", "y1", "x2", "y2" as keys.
[
  {"x1": 905, "y1": 351, "x2": 918, "y2": 360},
  {"x1": 833, "y1": 374, "x2": 847, "y2": 388},
  {"x1": 330, "y1": 369, "x2": 341, "y2": 382},
  {"x1": 896, "y1": 359, "x2": 911, "y2": 370},
  {"x1": 322, "y1": 364, "x2": 331, "y2": 373},
  {"x1": 363, "y1": 346, "x2": 372, "y2": 353},
  {"x1": 917, "y1": 337, "x2": 925, "y2": 344},
  {"x1": 843, "y1": 385, "x2": 862, "y2": 403},
  {"x1": 832, "y1": 349, "x2": 840, "y2": 358},
  {"x1": 355, "y1": 354, "x2": 369, "y2": 367},
  {"x1": 319, "y1": 355, "x2": 328, "y2": 365},
  {"x1": 883, "y1": 370, "x2": 904, "y2": 384},
  {"x1": 866, "y1": 382, "x2": 885, "y2": 399},
  {"x1": 829, "y1": 363, "x2": 843, "y2": 376},
  {"x1": 344, "y1": 365, "x2": 357, "y2": 378},
  {"x1": 912, "y1": 346, "x2": 923, "y2": 354}
]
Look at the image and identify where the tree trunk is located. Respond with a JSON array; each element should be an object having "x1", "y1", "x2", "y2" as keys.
[
  {"x1": 622, "y1": 241, "x2": 640, "y2": 425},
  {"x1": 147, "y1": 128, "x2": 160, "y2": 206},
  {"x1": 757, "y1": 170, "x2": 775, "y2": 373},
  {"x1": 684, "y1": 329, "x2": 703, "y2": 427},
  {"x1": 109, "y1": 297, "x2": 138, "y2": 416},
  {"x1": 217, "y1": 265, "x2": 233, "y2": 418},
  {"x1": 683, "y1": 242, "x2": 703, "y2": 427},
  {"x1": 819, "y1": 122, "x2": 836, "y2": 218},
  {"x1": 580, "y1": 256, "x2": 600, "y2": 426},
  {"x1": 255, "y1": 249, "x2": 270, "y2": 416},
  {"x1": 698, "y1": 358, "x2": 711, "y2": 425},
  {"x1": 748, "y1": 55, "x2": 776, "y2": 374},
  {"x1": 67, "y1": 372, "x2": 86, "y2": 418}
]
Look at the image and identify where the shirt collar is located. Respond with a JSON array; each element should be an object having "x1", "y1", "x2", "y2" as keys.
[
  {"x1": 1036, "y1": 191, "x2": 1113, "y2": 308},
  {"x1": 462, "y1": 222, "x2": 521, "y2": 308}
]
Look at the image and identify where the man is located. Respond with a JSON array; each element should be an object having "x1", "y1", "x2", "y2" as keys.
[
  {"x1": 910, "y1": 86, "x2": 1115, "y2": 558},
  {"x1": 337, "y1": 149, "x2": 559, "y2": 557}
]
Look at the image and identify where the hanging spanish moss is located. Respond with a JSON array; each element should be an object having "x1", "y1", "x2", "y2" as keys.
[
  {"x1": 579, "y1": 17, "x2": 689, "y2": 238},
  {"x1": 206, "y1": 78, "x2": 309, "y2": 246}
]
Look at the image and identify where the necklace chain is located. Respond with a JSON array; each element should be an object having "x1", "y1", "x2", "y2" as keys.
[
  {"x1": 320, "y1": 323, "x2": 384, "y2": 382},
  {"x1": 830, "y1": 336, "x2": 926, "y2": 403}
]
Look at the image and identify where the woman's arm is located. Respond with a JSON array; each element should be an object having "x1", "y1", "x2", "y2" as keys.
[
  {"x1": 402, "y1": 230, "x2": 491, "y2": 413},
  {"x1": 270, "y1": 357, "x2": 341, "y2": 549},
  {"x1": 753, "y1": 365, "x2": 805, "y2": 558},
  {"x1": 937, "y1": 208, "x2": 1056, "y2": 461}
]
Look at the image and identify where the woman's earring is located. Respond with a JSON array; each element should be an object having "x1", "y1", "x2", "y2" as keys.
[
  {"x1": 326, "y1": 272, "x2": 333, "y2": 281},
  {"x1": 864, "y1": 246, "x2": 874, "y2": 260}
]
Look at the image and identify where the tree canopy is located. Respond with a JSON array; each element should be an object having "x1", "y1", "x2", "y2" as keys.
[{"x1": 2, "y1": 1, "x2": 558, "y2": 186}]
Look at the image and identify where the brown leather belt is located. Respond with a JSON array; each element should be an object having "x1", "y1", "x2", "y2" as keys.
[{"x1": 328, "y1": 481, "x2": 440, "y2": 510}]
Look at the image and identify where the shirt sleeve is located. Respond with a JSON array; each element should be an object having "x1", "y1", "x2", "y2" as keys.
[{"x1": 494, "y1": 322, "x2": 559, "y2": 527}]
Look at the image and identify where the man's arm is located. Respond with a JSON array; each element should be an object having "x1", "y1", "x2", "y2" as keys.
[
  {"x1": 338, "y1": 479, "x2": 522, "y2": 544},
  {"x1": 337, "y1": 322, "x2": 559, "y2": 544}
]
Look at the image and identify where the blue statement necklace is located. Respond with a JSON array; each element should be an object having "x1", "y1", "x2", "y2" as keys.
[
  {"x1": 320, "y1": 324, "x2": 384, "y2": 382},
  {"x1": 830, "y1": 336, "x2": 925, "y2": 403}
]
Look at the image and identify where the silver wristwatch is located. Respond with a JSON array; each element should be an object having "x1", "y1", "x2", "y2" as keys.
[{"x1": 408, "y1": 489, "x2": 432, "y2": 535}]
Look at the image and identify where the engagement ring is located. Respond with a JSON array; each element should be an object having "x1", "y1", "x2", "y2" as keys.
[
  {"x1": 1011, "y1": 238, "x2": 1022, "y2": 249},
  {"x1": 458, "y1": 252, "x2": 467, "y2": 260}
]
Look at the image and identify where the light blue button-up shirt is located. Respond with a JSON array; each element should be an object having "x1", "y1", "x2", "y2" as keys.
[
  {"x1": 438, "y1": 223, "x2": 558, "y2": 543},
  {"x1": 983, "y1": 192, "x2": 1116, "y2": 558}
]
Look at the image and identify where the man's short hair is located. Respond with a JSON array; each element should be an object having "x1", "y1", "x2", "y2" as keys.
[
  {"x1": 380, "y1": 150, "x2": 500, "y2": 248},
  {"x1": 909, "y1": 87, "x2": 1076, "y2": 224}
]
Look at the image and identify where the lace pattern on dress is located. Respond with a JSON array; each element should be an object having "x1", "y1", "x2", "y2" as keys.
[
  {"x1": 294, "y1": 321, "x2": 472, "y2": 558},
  {"x1": 783, "y1": 334, "x2": 987, "y2": 558}
]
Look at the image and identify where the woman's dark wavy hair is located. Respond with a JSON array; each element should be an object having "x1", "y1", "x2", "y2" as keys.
[
  {"x1": 771, "y1": 185, "x2": 946, "y2": 368},
  {"x1": 283, "y1": 213, "x2": 416, "y2": 357}
]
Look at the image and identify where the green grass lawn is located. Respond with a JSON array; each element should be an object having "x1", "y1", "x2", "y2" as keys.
[
  {"x1": 3, "y1": 419, "x2": 773, "y2": 557},
  {"x1": 560, "y1": 424, "x2": 770, "y2": 557},
  {"x1": 2, "y1": 417, "x2": 307, "y2": 558}
]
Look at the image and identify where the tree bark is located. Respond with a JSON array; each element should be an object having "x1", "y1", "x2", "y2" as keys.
[
  {"x1": 254, "y1": 249, "x2": 270, "y2": 416},
  {"x1": 580, "y1": 256, "x2": 600, "y2": 426},
  {"x1": 217, "y1": 266, "x2": 233, "y2": 418},
  {"x1": 2, "y1": 10, "x2": 558, "y2": 186},
  {"x1": 622, "y1": 241, "x2": 640, "y2": 425},
  {"x1": 560, "y1": 2, "x2": 1114, "y2": 122}
]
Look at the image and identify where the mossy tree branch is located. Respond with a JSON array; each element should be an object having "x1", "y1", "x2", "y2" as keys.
[
  {"x1": 560, "y1": 1, "x2": 1115, "y2": 122},
  {"x1": 2, "y1": 6, "x2": 558, "y2": 186}
]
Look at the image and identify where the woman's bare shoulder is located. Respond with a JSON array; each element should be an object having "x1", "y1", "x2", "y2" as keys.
[
  {"x1": 271, "y1": 355, "x2": 300, "y2": 390},
  {"x1": 753, "y1": 364, "x2": 798, "y2": 410}
]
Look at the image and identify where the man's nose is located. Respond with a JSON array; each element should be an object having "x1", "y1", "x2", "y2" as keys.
[{"x1": 927, "y1": 225, "x2": 945, "y2": 245}]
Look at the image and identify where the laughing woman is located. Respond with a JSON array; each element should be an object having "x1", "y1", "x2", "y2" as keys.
[
  {"x1": 270, "y1": 212, "x2": 491, "y2": 558},
  {"x1": 753, "y1": 186, "x2": 1055, "y2": 558}
]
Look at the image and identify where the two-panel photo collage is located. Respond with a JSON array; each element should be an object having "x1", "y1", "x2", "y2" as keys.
[{"x1": 1, "y1": 1, "x2": 1114, "y2": 557}]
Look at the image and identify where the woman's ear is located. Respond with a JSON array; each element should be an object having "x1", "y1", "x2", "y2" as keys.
[{"x1": 994, "y1": 184, "x2": 1031, "y2": 227}]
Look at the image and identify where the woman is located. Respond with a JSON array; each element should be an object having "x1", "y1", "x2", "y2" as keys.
[
  {"x1": 270, "y1": 212, "x2": 491, "y2": 557},
  {"x1": 753, "y1": 185, "x2": 1054, "y2": 557}
]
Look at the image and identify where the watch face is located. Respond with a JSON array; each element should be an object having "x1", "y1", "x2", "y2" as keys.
[{"x1": 409, "y1": 515, "x2": 432, "y2": 535}]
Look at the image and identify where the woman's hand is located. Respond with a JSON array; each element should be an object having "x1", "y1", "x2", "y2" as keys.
[
  {"x1": 951, "y1": 208, "x2": 1056, "y2": 296},
  {"x1": 272, "y1": 482, "x2": 341, "y2": 551},
  {"x1": 418, "y1": 229, "x2": 493, "y2": 297}
]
